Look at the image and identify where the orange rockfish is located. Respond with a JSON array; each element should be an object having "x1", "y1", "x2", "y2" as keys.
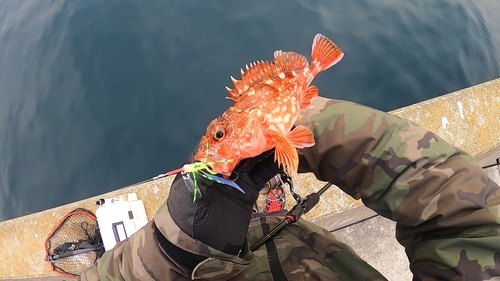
[{"x1": 194, "y1": 34, "x2": 343, "y2": 177}]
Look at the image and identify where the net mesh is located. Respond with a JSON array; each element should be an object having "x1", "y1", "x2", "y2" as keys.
[{"x1": 45, "y1": 208, "x2": 104, "y2": 279}]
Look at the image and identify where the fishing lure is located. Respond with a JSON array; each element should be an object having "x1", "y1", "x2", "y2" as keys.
[
  {"x1": 181, "y1": 161, "x2": 245, "y2": 203},
  {"x1": 165, "y1": 144, "x2": 244, "y2": 203},
  {"x1": 183, "y1": 162, "x2": 243, "y2": 200}
]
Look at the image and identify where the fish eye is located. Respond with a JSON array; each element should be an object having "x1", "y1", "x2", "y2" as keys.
[{"x1": 213, "y1": 128, "x2": 225, "y2": 140}]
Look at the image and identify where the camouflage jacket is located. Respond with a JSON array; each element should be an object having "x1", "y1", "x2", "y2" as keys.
[{"x1": 80, "y1": 97, "x2": 500, "y2": 280}]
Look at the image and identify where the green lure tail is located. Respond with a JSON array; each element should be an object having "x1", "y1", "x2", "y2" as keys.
[{"x1": 182, "y1": 144, "x2": 237, "y2": 202}]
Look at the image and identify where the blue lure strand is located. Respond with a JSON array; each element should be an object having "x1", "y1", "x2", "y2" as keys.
[{"x1": 200, "y1": 170, "x2": 246, "y2": 194}]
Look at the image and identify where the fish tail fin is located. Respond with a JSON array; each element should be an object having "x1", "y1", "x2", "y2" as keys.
[{"x1": 309, "y1": 33, "x2": 344, "y2": 76}]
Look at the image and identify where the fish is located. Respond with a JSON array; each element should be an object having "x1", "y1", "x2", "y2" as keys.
[{"x1": 194, "y1": 33, "x2": 344, "y2": 177}]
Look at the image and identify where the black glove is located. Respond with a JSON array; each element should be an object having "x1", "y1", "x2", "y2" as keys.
[{"x1": 167, "y1": 149, "x2": 282, "y2": 255}]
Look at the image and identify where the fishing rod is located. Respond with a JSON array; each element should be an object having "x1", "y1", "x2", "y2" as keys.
[
  {"x1": 149, "y1": 158, "x2": 334, "y2": 250},
  {"x1": 122, "y1": 150, "x2": 335, "y2": 250},
  {"x1": 251, "y1": 180, "x2": 334, "y2": 252}
]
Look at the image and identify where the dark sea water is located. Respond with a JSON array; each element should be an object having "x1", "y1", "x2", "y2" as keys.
[{"x1": 1, "y1": 1, "x2": 499, "y2": 221}]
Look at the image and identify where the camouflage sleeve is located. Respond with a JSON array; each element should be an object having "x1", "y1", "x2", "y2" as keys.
[
  {"x1": 79, "y1": 200, "x2": 255, "y2": 281},
  {"x1": 79, "y1": 220, "x2": 187, "y2": 281},
  {"x1": 79, "y1": 221, "x2": 189, "y2": 281},
  {"x1": 296, "y1": 97, "x2": 500, "y2": 280}
]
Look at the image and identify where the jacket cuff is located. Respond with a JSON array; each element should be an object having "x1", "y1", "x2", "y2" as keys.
[
  {"x1": 153, "y1": 222, "x2": 205, "y2": 275},
  {"x1": 153, "y1": 201, "x2": 254, "y2": 279}
]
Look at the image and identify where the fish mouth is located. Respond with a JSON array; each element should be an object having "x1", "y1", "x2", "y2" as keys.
[
  {"x1": 207, "y1": 152, "x2": 235, "y2": 176},
  {"x1": 194, "y1": 151, "x2": 235, "y2": 176}
]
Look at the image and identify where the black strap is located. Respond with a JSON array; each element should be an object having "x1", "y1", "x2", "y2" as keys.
[
  {"x1": 153, "y1": 222, "x2": 206, "y2": 276},
  {"x1": 260, "y1": 217, "x2": 288, "y2": 280}
]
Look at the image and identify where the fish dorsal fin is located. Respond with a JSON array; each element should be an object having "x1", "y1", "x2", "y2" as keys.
[
  {"x1": 273, "y1": 50, "x2": 309, "y2": 73},
  {"x1": 225, "y1": 51, "x2": 309, "y2": 103},
  {"x1": 225, "y1": 61, "x2": 279, "y2": 102}
]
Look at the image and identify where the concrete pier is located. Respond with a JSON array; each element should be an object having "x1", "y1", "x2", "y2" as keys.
[{"x1": 1, "y1": 78, "x2": 499, "y2": 280}]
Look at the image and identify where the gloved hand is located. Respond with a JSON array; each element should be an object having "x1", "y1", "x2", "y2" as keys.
[{"x1": 167, "y1": 149, "x2": 282, "y2": 255}]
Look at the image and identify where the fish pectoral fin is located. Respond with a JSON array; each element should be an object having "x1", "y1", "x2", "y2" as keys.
[
  {"x1": 269, "y1": 131, "x2": 299, "y2": 177},
  {"x1": 287, "y1": 125, "x2": 315, "y2": 149},
  {"x1": 301, "y1": 86, "x2": 319, "y2": 109}
]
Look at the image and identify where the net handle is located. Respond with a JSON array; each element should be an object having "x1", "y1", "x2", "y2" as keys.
[{"x1": 44, "y1": 209, "x2": 98, "y2": 279}]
